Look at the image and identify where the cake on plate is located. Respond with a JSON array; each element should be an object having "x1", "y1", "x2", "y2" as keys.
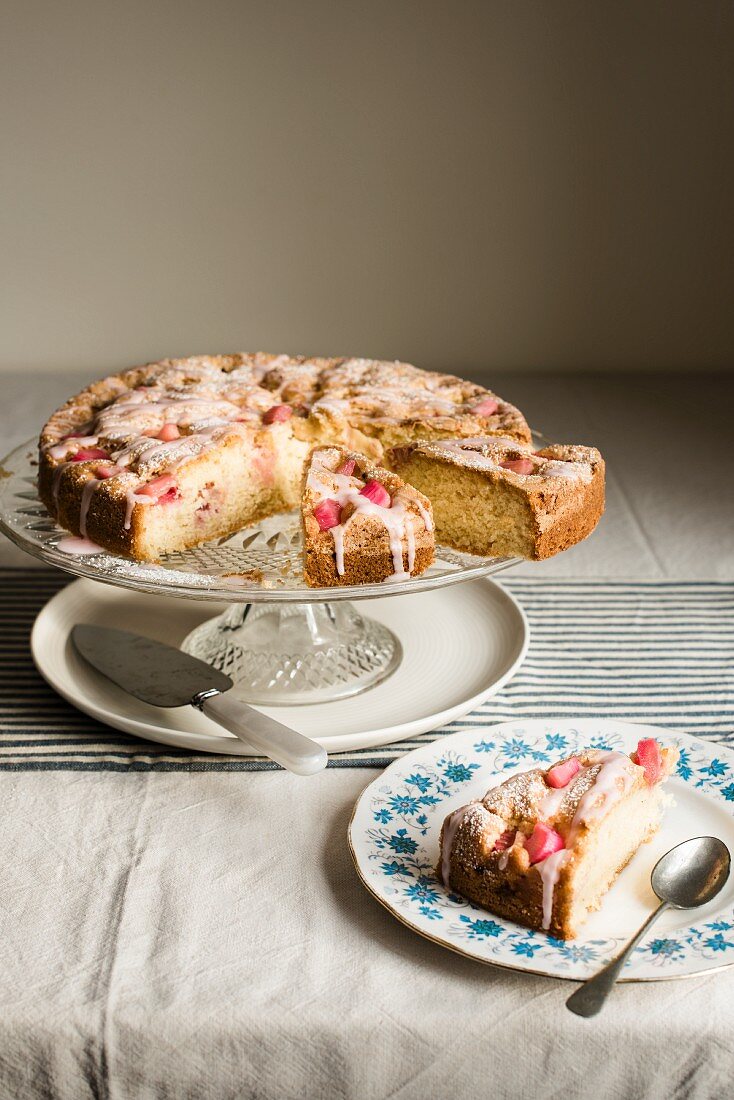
[
  {"x1": 301, "y1": 447, "x2": 434, "y2": 587},
  {"x1": 37, "y1": 353, "x2": 530, "y2": 564},
  {"x1": 388, "y1": 436, "x2": 605, "y2": 560},
  {"x1": 438, "y1": 738, "x2": 677, "y2": 939}
]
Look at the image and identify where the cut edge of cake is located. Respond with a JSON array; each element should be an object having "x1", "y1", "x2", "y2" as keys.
[{"x1": 388, "y1": 436, "x2": 605, "y2": 560}]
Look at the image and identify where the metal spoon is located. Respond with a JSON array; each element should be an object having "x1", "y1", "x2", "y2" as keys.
[{"x1": 566, "y1": 836, "x2": 731, "y2": 1017}]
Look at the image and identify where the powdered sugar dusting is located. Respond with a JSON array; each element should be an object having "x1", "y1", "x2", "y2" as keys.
[{"x1": 410, "y1": 437, "x2": 597, "y2": 483}]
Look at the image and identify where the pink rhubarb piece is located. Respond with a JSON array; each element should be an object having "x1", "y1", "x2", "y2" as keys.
[
  {"x1": 500, "y1": 457, "x2": 534, "y2": 475},
  {"x1": 137, "y1": 474, "x2": 178, "y2": 503},
  {"x1": 632, "y1": 738, "x2": 663, "y2": 786},
  {"x1": 360, "y1": 480, "x2": 391, "y2": 508},
  {"x1": 157, "y1": 422, "x2": 180, "y2": 441},
  {"x1": 262, "y1": 404, "x2": 293, "y2": 424},
  {"x1": 93, "y1": 465, "x2": 119, "y2": 479},
  {"x1": 546, "y1": 758, "x2": 581, "y2": 789},
  {"x1": 70, "y1": 448, "x2": 110, "y2": 462},
  {"x1": 313, "y1": 499, "x2": 342, "y2": 531},
  {"x1": 493, "y1": 829, "x2": 516, "y2": 852},
  {"x1": 336, "y1": 459, "x2": 356, "y2": 476},
  {"x1": 525, "y1": 823, "x2": 565, "y2": 864},
  {"x1": 473, "y1": 397, "x2": 499, "y2": 417}
]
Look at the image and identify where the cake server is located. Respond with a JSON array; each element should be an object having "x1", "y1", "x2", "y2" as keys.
[{"x1": 71, "y1": 624, "x2": 328, "y2": 776}]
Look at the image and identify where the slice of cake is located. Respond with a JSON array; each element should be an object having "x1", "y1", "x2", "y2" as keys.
[
  {"x1": 438, "y1": 739, "x2": 678, "y2": 940},
  {"x1": 301, "y1": 447, "x2": 435, "y2": 587},
  {"x1": 388, "y1": 437, "x2": 605, "y2": 559}
]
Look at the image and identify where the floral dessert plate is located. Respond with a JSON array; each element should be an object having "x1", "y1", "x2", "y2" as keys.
[{"x1": 349, "y1": 720, "x2": 734, "y2": 981}]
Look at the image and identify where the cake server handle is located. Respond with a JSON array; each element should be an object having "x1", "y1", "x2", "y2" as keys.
[
  {"x1": 193, "y1": 690, "x2": 328, "y2": 776},
  {"x1": 566, "y1": 900, "x2": 670, "y2": 1017}
]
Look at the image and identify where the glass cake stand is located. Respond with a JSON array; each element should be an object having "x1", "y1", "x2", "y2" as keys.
[{"x1": 0, "y1": 439, "x2": 521, "y2": 705}]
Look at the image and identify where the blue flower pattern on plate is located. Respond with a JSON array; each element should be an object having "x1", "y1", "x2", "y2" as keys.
[{"x1": 357, "y1": 723, "x2": 734, "y2": 979}]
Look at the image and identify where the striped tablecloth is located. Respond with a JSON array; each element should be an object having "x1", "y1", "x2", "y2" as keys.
[{"x1": 1, "y1": 568, "x2": 732, "y2": 770}]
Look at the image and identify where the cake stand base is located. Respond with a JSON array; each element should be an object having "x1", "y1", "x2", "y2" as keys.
[{"x1": 181, "y1": 601, "x2": 403, "y2": 705}]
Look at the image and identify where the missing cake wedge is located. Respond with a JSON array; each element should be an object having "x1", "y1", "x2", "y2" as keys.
[
  {"x1": 301, "y1": 447, "x2": 435, "y2": 587},
  {"x1": 387, "y1": 437, "x2": 605, "y2": 560},
  {"x1": 438, "y1": 739, "x2": 678, "y2": 940}
]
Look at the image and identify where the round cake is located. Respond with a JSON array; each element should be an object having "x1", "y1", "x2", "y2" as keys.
[{"x1": 37, "y1": 353, "x2": 533, "y2": 563}]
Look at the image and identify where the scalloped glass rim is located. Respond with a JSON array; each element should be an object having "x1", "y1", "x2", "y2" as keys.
[{"x1": 0, "y1": 439, "x2": 521, "y2": 604}]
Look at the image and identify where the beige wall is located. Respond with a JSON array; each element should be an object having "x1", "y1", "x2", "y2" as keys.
[{"x1": 2, "y1": 1, "x2": 733, "y2": 376}]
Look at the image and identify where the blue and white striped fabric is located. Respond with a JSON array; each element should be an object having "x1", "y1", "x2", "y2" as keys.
[{"x1": 1, "y1": 569, "x2": 731, "y2": 769}]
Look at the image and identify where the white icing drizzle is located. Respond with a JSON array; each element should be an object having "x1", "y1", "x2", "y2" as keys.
[
  {"x1": 57, "y1": 536, "x2": 104, "y2": 555},
  {"x1": 537, "y1": 849, "x2": 569, "y2": 930},
  {"x1": 124, "y1": 490, "x2": 155, "y2": 531},
  {"x1": 405, "y1": 515, "x2": 415, "y2": 573},
  {"x1": 417, "y1": 437, "x2": 593, "y2": 483},
  {"x1": 112, "y1": 429, "x2": 218, "y2": 472},
  {"x1": 47, "y1": 435, "x2": 99, "y2": 461},
  {"x1": 440, "y1": 804, "x2": 472, "y2": 887},
  {"x1": 498, "y1": 830, "x2": 524, "y2": 871},
  {"x1": 541, "y1": 460, "x2": 592, "y2": 483},
  {"x1": 308, "y1": 453, "x2": 427, "y2": 578},
  {"x1": 567, "y1": 751, "x2": 637, "y2": 844},
  {"x1": 309, "y1": 397, "x2": 352, "y2": 416},
  {"x1": 48, "y1": 436, "x2": 103, "y2": 505},
  {"x1": 338, "y1": 385, "x2": 459, "y2": 418},
  {"x1": 413, "y1": 498, "x2": 434, "y2": 533},
  {"x1": 43, "y1": 366, "x2": 274, "y2": 520},
  {"x1": 425, "y1": 438, "x2": 506, "y2": 471},
  {"x1": 51, "y1": 463, "x2": 66, "y2": 503},
  {"x1": 537, "y1": 782, "x2": 570, "y2": 823},
  {"x1": 79, "y1": 478, "x2": 99, "y2": 537},
  {"x1": 331, "y1": 523, "x2": 345, "y2": 576},
  {"x1": 95, "y1": 395, "x2": 246, "y2": 441}
]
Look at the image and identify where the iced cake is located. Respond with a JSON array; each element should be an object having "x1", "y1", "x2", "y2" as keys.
[
  {"x1": 438, "y1": 738, "x2": 677, "y2": 939},
  {"x1": 38, "y1": 353, "x2": 530, "y2": 565}
]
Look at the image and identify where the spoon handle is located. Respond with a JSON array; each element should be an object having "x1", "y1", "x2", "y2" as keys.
[{"x1": 566, "y1": 900, "x2": 670, "y2": 1017}]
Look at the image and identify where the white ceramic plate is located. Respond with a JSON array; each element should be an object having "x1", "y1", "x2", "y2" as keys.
[
  {"x1": 30, "y1": 577, "x2": 528, "y2": 755},
  {"x1": 349, "y1": 720, "x2": 734, "y2": 981}
]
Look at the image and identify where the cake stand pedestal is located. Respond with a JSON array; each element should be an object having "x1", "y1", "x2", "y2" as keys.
[
  {"x1": 182, "y1": 599, "x2": 402, "y2": 705},
  {"x1": 0, "y1": 439, "x2": 521, "y2": 712}
]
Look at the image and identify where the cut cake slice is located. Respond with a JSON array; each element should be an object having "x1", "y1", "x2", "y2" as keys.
[
  {"x1": 438, "y1": 739, "x2": 678, "y2": 940},
  {"x1": 388, "y1": 436, "x2": 605, "y2": 559},
  {"x1": 301, "y1": 446, "x2": 435, "y2": 587}
]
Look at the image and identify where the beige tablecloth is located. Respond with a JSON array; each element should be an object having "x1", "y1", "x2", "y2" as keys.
[
  {"x1": 1, "y1": 371, "x2": 733, "y2": 1099},
  {"x1": 2, "y1": 768, "x2": 733, "y2": 1099}
]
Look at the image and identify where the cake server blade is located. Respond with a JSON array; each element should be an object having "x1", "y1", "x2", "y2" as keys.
[
  {"x1": 73, "y1": 624, "x2": 232, "y2": 706},
  {"x1": 71, "y1": 625, "x2": 328, "y2": 775}
]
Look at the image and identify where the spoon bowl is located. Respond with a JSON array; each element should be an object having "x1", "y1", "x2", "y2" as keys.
[{"x1": 651, "y1": 836, "x2": 731, "y2": 909}]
